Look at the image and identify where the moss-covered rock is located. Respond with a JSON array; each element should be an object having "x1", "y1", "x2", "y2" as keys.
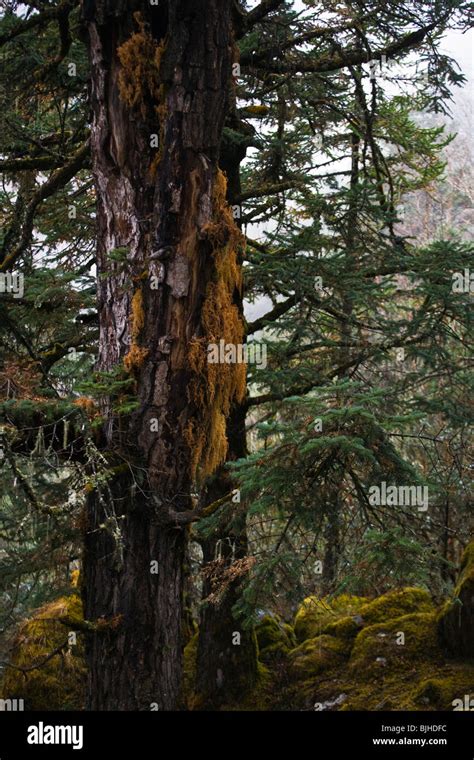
[
  {"x1": 294, "y1": 594, "x2": 368, "y2": 643},
  {"x1": 255, "y1": 614, "x2": 296, "y2": 662},
  {"x1": 1, "y1": 595, "x2": 86, "y2": 710},
  {"x1": 337, "y1": 661, "x2": 474, "y2": 712},
  {"x1": 289, "y1": 634, "x2": 348, "y2": 678},
  {"x1": 438, "y1": 541, "x2": 474, "y2": 658},
  {"x1": 321, "y1": 615, "x2": 364, "y2": 640},
  {"x1": 283, "y1": 623, "x2": 297, "y2": 648},
  {"x1": 296, "y1": 600, "x2": 474, "y2": 712},
  {"x1": 294, "y1": 588, "x2": 432, "y2": 647},
  {"x1": 357, "y1": 587, "x2": 434, "y2": 626},
  {"x1": 414, "y1": 668, "x2": 474, "y2": 710},
  {"x1": 238, "y1": 582, "x2": 473, "y2": 712},
  {"x1": 349, "y1": 612, "x2": 441, "y2": 676}
]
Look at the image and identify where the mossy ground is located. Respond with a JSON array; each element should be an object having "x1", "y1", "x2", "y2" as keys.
[
  {"x1": 0, "y1": 594, "x2": 86, "y2": 710},
  {"x1": 262, "y1": 584, "x2": 474, "y2": 711},
  {"x1": 3, "y1": 556, "x2": 473, "y2": 712},
  {"x1": 294, "y1": 593, "x2": 368, "y2": 643},
  {"x1": 255, "y1": 614, "x2": 296, "y2": 663}
]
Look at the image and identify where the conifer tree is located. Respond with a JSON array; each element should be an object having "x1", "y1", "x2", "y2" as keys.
[{"x1": 0, "y1": 0, "x2": 471, "y2": 710}]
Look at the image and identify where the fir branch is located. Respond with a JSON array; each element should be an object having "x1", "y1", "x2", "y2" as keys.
[
  {"x1": 0, "y1": 1, "x2": 77, "y2": 47},
  {"x1": 0, "y1": 140, "x2": 90, "y2": 272},
  {"x1": 0, "y1": 640, "x2": 69, "y2": 673},
  {"x1": 248, "y1": 19, "x2": 445, "y2": 75}
]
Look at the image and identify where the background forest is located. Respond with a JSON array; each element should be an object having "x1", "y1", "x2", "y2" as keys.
[{"x1": 0, "y1": 0, "x2": 472, "y2": 712}]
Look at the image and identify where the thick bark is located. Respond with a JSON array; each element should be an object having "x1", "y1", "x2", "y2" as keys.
[
  {"x1": 83, "y1": 0, "x2": 236, "y2": 710},
  {"x1": 196, "y1": 405, "x2": 258, "y2": 708},
  {"x1": 83, "y1": 476, "x2": 185, "y2": 709}
]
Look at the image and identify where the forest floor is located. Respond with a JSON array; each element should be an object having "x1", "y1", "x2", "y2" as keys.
[{"x1": 2, "y1": 543, "x2": 473, "y2": 712}]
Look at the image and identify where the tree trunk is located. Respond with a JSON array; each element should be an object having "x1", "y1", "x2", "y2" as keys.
[
  {"x1": 82, "y1": 0, "x2": 238, "y2": 710},
  {"x1": 196, "y1": 405, "x2": 258, "y2": 708},
  {"x1": 438, "y1": 541, "x2": 474, "y2": 658},
  {"x1": 194, "y1": 106, "x2": 258, "y2": 707}
]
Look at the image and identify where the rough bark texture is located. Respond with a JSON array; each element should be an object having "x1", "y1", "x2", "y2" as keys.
[
  {"x1": 196, "y1": 404, "x2": 258, "y2": 707},
  {"x1": 82, "y1": 0, "x2": 236, "y2": 710}
]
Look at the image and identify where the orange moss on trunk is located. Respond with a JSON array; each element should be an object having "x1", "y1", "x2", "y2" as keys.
[
  {"x1": 117, "y1": 13, "x2": 165, "y2": 117},
  {"x1": 117, "y1": 13, "x2": 167, "y2": 176},
  {"x1": 186, "y1": 169, "x2": 246, "y2": 480},
  {"x1": 124, "y1": 288, "x2": 149, "y2": 373}
]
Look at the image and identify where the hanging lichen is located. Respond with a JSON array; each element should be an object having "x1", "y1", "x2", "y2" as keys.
[
  {"x1": 186, "y1": 169, "x2": 246, "y2": 481},
  {"x1": 124, "y1": 287, "x2": 149, "y2": 374}
]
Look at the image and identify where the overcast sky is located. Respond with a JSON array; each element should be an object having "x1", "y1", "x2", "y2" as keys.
[
  {"x1": 442, "y1": 27, "x2": 473, "y2": 120},
  {"x1": 243, "y1": 6, "x2": 473, "y2": 325}
]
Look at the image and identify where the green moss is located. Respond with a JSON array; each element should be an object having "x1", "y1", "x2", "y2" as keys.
[
  {"x1": 357, "y1": 587, "x2": 434, "y2": 626},
  {"x1": 1, "y1": 595, "x2": 86, "y2": 710},
  {"x1": 414, "y1": 667, "x2": 474, "y2": 709},
  {"x1": 289, "y1": 634, "x2": 348, "y2": 678},
  {"x1": 349, "y1": 612, "x2": 441, "y2": 676},
  {"x1": 336, "y1": 660, "x2": 474, "y2": 712},
  {"x1": 255, "y1": 615, "x2": 283, "y2": 649},
  {"x1": 283, "y1": 623, "x2": 297, "y2": 648},
  {"x1": 183, "y1": 632, "x2": 199, "y2": 707},
  {"x1": 255, "y1": 615, "x2": 295, "y2": 662},
  {"x1": 322, "y1": 615, "x2": 363, "y2": 640},
  {"x1": 293, "y1": 588, "x2": 430, "y2": 645},
  {"x1": 252, "y1": 581, "x2": 474, "y2": 712},
  {"x1": 294, "y1": 594, "x2": 368, "y2": 643},
  {"x1": 457, "y1": 542, "x2": 474, "y2": 589}
]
